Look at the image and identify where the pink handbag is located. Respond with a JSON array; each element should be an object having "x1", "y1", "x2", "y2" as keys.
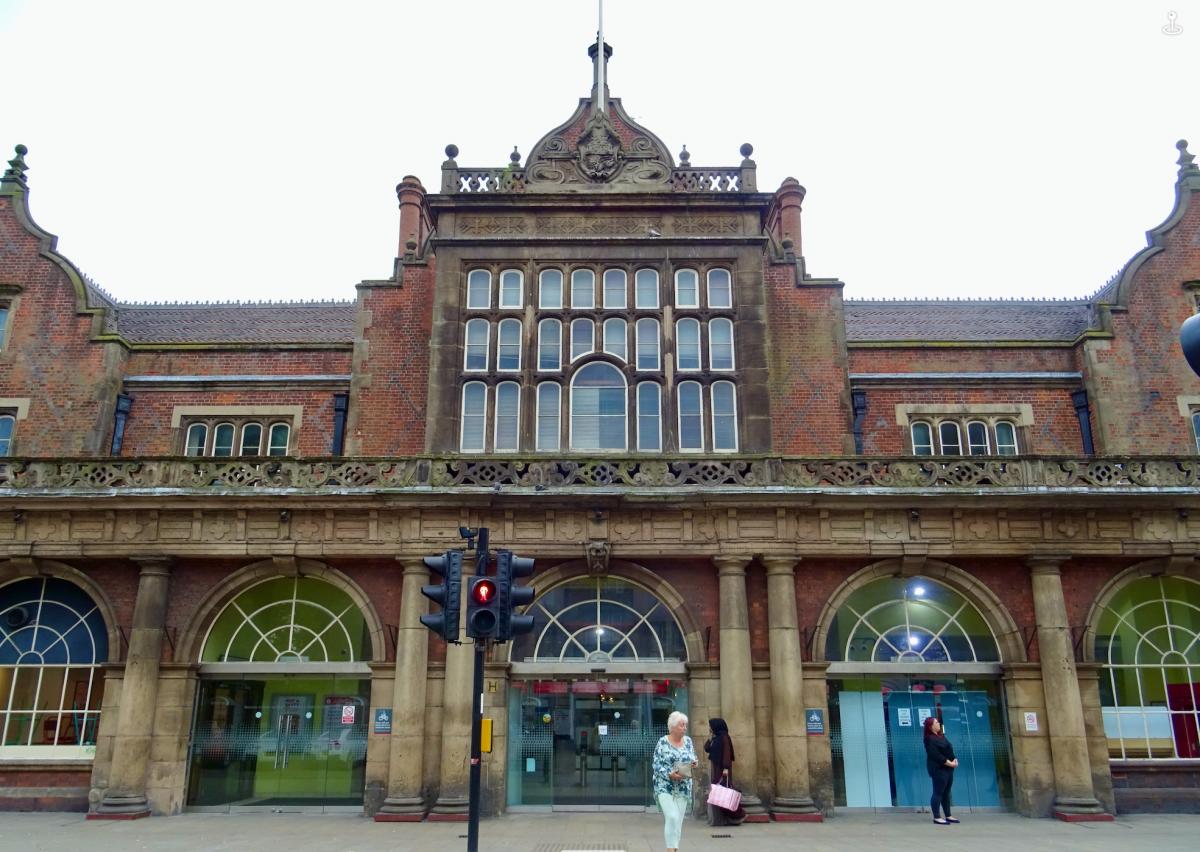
[{"x1": 707, "y1": 780, "x2": 742, "y2": 811}]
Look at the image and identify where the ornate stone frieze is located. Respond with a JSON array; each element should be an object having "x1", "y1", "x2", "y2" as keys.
[{"x1": 458, "y1": 216, "x2": 528, "y2": 236}]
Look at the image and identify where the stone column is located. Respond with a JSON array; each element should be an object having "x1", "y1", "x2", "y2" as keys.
[
  {"x1": 428, "y1": 574, "x2": 473, "y2": 820},
  {"x1": 714, "y1": 555, "x2": 767, "y2": 820},
  {"x1": 1028, "y1": 556, "x2": 1112, "y2": 821},
  {"x1": 762, "y1": 556, "x2": 821, "y2": 821},
  {"x1": 376, "y1": 559, "x2": 431, "y2": 821},
  {"x1": 91, "y1": 557, "x2": 171, "y2": 819}
]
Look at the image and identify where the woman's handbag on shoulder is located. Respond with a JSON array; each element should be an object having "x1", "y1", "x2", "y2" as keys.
[{"x1": 707, "y1": 780, "x2": 742, "y2": 812}]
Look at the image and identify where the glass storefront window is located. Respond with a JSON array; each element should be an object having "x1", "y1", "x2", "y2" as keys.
[{"x1": 1094, "y1": 575, "x2": 1200, "y2": 759}]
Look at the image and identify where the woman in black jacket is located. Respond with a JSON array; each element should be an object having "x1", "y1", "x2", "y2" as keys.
[
  {"x1": 923, "y1": 715, "x2": 960, "y2": 824},
  {"x1": 704, "y1": 718, "x2": 744, "y2": 826}
]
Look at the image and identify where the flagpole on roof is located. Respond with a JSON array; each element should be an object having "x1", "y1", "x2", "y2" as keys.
[{"x1": 597, "y1": 0, "x2": 606, "y2": 114}]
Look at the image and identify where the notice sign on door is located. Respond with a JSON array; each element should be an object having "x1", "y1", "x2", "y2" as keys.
[
  {"x1": 341, "y1": 704, "x2": 356, "y2": 725},
  {"x1": 1024, "y1": 711, "x2": 1038, "y2": 732},
  {"x1": 897, "y1": 707, "x2": 912, "y2": 727},
  {"x1": 917, "y1": 708, "x2": 932, "y2": 726},
  {"x1": 806, "y1": 709, "x2": 825, "y2": 735}
]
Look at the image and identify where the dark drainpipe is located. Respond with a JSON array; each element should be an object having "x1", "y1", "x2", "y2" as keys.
[
  {"x1": 110, "y1": 393, "x2": 133, "y2": 455},
  {"x1": 1072, "y1": 389, "x2": 1095, "y2": 455},
  {"x1": 332, "y1": 393, "x2": 349, "y2": 456},
  {"x1": 851, "y1": 389, "x2": 868, "y2": 454}
]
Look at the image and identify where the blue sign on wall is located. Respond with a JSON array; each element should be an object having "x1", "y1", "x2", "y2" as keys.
[
  {"x1": 806, "y1": 708, "x2": 824, "y2": 735},
  {"x1": 374, "y1": 708, "x2": 393, "y2": 735}
]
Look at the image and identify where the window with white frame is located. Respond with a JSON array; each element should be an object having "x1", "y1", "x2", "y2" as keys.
[
  {"x1": 467, "y1": 269, "x2": 491, "y2": 309},
  {"x1": 635, "y1": 318, "x2": 660, "y2": 370},
  {"x1": 464, "y1": 319, "x2": 489, "y2": 371},
  {"x1": 497, "y1": 319, "x2": 522, "y2": 371},
  {"x1": 0, "y1": 305, "x2": 9, "y2": 350},
  {"x1": 711, "y1": 382, "x2": 738, "y2": 452},
  {"x1": 183, "y1": 419, "x2": 291, "y2": 457},
  {"x1": 0, "y1": 414, "x2": 13, "y2": 456},
  {"x1": 603, "y1": 318, "x2": 627, "y2": 361},
  {"x1": 494, "y1": 382, "x2": 520, "y2": 452},
  {"x1": 570, "y1": 362, "x2": 626, "y2": 451},
  {"x1": 499, "y1": 269, "x2": 523, "y2": 309},
  {"x1": 709, "y1": 318, "x2": 735, "y2": 370},
  {"x1": 675, "y1": 269, "x2": 699, "y2": 308},
  {"x1": 570, "y1": 318, "x2": 595, "y2": 361},
  {"x1": 910, "y1": 418, "x2": 1020, "y2": 457},
  {"x1": 603, "y1": 269, "x2": 627, "y2": 309},
  {"x1": 635, "y1": 268, "x2": 659, "y2": 309},
  {"x1": 572, "y1": 269, "x2": 595, "y2": 309},
  {"x1": 637, "y1": 382, "x2": 662, "y2": 451},
  {"x1": 707, "y1": 268, "x2": 732, "y2": 308},
  {"x1": 1192, "y1": 409, "x2": 1200, "y2": 452},
  {"x1": 460, "y1": 382, "x2": 487, "y2": 451},
  {"x1": 678, "y1": 381, "x2": 704, "y2": 452},
  {"x1": 0, "y1": 577, "x2": 108, "y2": 756},
  {"x1": 536, "y1": 383, "x2": 561, "y2": 451},
  {"x1": 676, "y1": 318, "x2": 701, "y2": 371},
  {"x1": 539, "y1": 269, "x2": 563, "y2": 309},
  {"x1": 538, "y1": 319, "x2": 562, "y2": 371}
]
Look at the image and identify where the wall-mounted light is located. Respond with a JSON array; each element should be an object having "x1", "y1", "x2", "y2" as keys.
[{"x1": 279, "y1": 510, "x2": 290, "y2": 523}]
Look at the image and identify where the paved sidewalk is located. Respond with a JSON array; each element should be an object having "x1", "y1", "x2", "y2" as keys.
[{"x1": 3, "y1": 810, "x2": 1198, "y2": 852}]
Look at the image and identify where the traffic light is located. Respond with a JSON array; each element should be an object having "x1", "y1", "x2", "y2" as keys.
[
  {"x1": 420, "y1": 550, "x2": 462, "y2": 643},
  {"x1": 466, "y1": 577, "x2": 500, "y2": 639},
  {"x1": 495, "y1": 549, "x2": 536, "y2": 642}
]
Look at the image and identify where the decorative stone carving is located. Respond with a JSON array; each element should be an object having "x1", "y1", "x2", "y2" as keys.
[
  {"x1": 584, "y1": 540, "x2": 611, "y2": 576},
  {"x1": 578, "y1": 113, "x2": 622, "y2": 181}
]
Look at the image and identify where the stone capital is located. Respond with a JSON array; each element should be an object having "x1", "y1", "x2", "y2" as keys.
[
  {"x1": 1027, "y1": 554, "x2": 1069, "y2": 576},
  {"x1": 713, "y1": 555, "x2": 752, "y2": 576},
  {"x1": 760, "y1": 555, "x2": 800, "y2": 576},
  {"x1": 396, "y1": 556, "x2": 431, "y2": 580},
  {"x1": 130, "y1": 555, "x2": 173, "y2": 577}
]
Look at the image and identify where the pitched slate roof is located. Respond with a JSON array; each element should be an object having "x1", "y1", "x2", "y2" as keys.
[
  {"x1": 97, "y1": 298, "x2": 357, "y2": 344},
  {"x1": 844, "y1": 299, "x2": 1097, "y2": 342}
]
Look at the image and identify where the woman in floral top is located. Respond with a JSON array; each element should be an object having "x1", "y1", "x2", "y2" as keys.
[{"x1": 652, "y1": 710, "x2": 698, "y2": 852}]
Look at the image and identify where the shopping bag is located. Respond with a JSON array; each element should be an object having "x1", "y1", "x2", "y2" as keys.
[{"x1": 707, "y1": 781, "x2": 742, "y2": 812}]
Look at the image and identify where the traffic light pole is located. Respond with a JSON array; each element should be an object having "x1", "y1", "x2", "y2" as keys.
[{"x1": 466, "y1": 527, "x2": 488, "y2": 852}]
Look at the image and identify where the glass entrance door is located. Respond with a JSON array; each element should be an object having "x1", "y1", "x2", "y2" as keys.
[
  {"x1": 186, "y1": 675, "x2": 369, "y2": 812},
  {"x1": 507, "y1": 678, "x2": 687, "y2": 809},
  {"x1": 830, "y1": 675, "x2": 1012, "y2": 811}
]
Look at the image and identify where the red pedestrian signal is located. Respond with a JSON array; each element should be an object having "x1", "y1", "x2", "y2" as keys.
[
  {"x1": 467, "y1": 577, "x2": 499, "y2": 639},
  {"x1": 473, "y1": 578, "x2": 496, "y2": 604}
]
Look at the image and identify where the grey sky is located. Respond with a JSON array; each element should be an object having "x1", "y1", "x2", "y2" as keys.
[{"x1": 2, "y1": 0, "x2": 1196, "y2": 304}]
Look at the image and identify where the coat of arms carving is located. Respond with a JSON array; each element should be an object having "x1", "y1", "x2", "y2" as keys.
[{"x1": 578, "y1": 114, "x2": 623, "y2": 182}]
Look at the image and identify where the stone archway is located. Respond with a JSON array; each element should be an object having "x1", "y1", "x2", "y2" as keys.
[
  {"x1": 0, "y1": 557, "x2": 122, "y2": 662},
  {"x1": 1081, "y1": 557, "x2": 1200, "y2": 664}
]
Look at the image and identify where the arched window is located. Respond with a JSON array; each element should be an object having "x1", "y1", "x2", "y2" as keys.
[
  {"x1": 494, "y1": 382, "x2": 520, "y2": 452},
  {"x1": 539, "y1": 269, "x2": 563, "y2": 309},
  {"x1": 603, "y1": 318, "x2": 627, "y2": 361},
  {"x1": 711, "y1": 382, "x2": 738, "y2": 452},
  {"x1": 676, "y1": 319, "x2": 701, "y2": 371},
  {"x1": 674, "y1": 269, "x2": 699, "y2": 308},
  {"x1": 678, "y1": 381, "x2": 704, "y2": 452},
  {"x1": 0, "y1": 577, "x2": 108, "y2": 752},
  {"x1": 603, "y1": 269, "x2": 627, "y2": 309},
  {"x1": 509, "y1": 577, "x2": 688, "y2": 664},
  {"x1": 185, "y1": 423, "x2": 208, "y2": 457},
  {"x1": 536, "y1": 382, "x2": 561, "y2": 452},
  {"x1": 464, "y1": 318, "x2": 489, "y2": 371},
  {"x1": 966, "y1": 421, "x2": 990, "y2": 455},
  {"x1": 939, "y1": 421, "x2": 962, "y2": 455},
  {"x1": 267, "y1": 423, "x2": 290, "y2": 456},
  {"x1": 570, "y1": 362, "x2": 627, "y2": 451},
  {"x1": 1094, "y1": 576, "x2": 1200, "y2": 759},
  {"x1": 537, "y1": 319, "x2": 562, "y2": 371},
  {"x1": 637, "y1": 382, "x2": 662, "y2": 452},
  {"x1": 709, "y1": 318, "x2": 735, "y2": 370},
  {"x1": 707, "y1": 268, "x2": 732, "y2": 308},
  {"x1": 635, "y1": 318, "x2": 660, "y2": 370},
  {"x1": 240, "y1": 423, "x2": 263, "y2": 456},
  {"x1": 497, "y1": 318, "x2": 522, "y2": 371},
  {"x1": 824, "y1": 576, "x2": 1001, "y2": 663},
  {"x1": 911, "y1": 422, "x2": 934, "y2": 455},
  {"x1": 201, "y1": 577, "x2": 370, "y2": 664},
  {"x1": 499, "y1": 269, "x2": 524, "y2": 309},
  {"x1": 467, "y1": 269, "x2": 491, "y2": 309},
  {"x1": 0, "y1": 415, "x2": 13, "y2": 456},
  {"x1": 571, "y1": 269, "x2": 595, "y2": 309},
  {"x1": 213, "y1": 423, "x2": 236, "y2": 457},
  {"x1": 570, "y1": 318, "x2": 595, "y2": 361},
  {"x1": 460, "y1": 382, "x2": 487, "y2": 451},
  {"x1": 995, "y1": 421, "x2": 1019, "y2": 455},
  {"x1": 635, "y1": 268, "x2": 659, "y2": 309}
]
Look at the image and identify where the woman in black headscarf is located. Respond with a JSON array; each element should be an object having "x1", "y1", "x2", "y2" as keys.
[{"x1": 704, "y1": 717, "x2": 743, "y2": 826}]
